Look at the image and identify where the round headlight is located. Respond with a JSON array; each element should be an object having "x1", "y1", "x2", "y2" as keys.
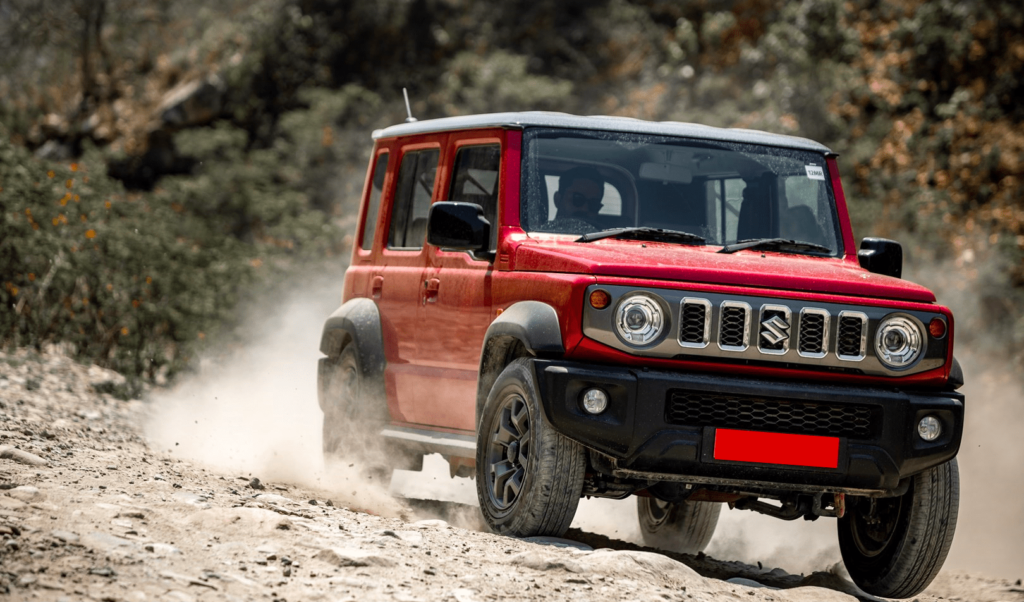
[
  {"x1": 875, "y1": 315, "x2": 923, "y2": 369},
  {"x1": 615, "y1": 294, "x2": 665, "y2": 345}
]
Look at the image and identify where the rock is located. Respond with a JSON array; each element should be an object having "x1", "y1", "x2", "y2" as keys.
[
  {"x1": 380, "y1": 529, "x2": 424, "y2": 544},
  {"x1": 172, "y1": 492, "x2": 211, "y2": 507},
  {"x1": 0, "y1": 445, "x2": 49, "y2": 466},
  {"x1": 727, "y1": 577, "x2": 773, "y2": 589},
  {"x1": 81, "y1": 532, "x2": 140, "y2": 555},
  {"x1": 509, "y1": 551, "x2": 585, "y2": 573},
  {"x1": 314, "y1": 547, "x2": 397, "y2": 568},
  {"x1": 89, "y1": 567, "x2": 117, "y2": 578},
  {"x1": 51, "y1": 530, "x2": 80, "y2": 544},
  {"x1": 248, "y1": 478, "x2": 265, "y2": 490},
  {"x1": 254, "y1": 493, "x2": 292, "y2": 505},
  {"x1": 158, "y1": 74, "x2": 226, "y2": 128},
  {"x1": 16, "y1": 573, "x2": 37, "y2": 587},
  {"x1": 184, "y1": 507, "x2": 293, "y2": 533},
  {"x1": 87, "y1": 365, "x2": 127, "y2": 393},
  {"x1": 412, "y1": 519, "x2": 449, "y2": 529},
  {"x1": 522, "y1": 536, "x2": 592, "y2": 551},
  {"x1": 0, "y1": 496, "x2": 28, "y2": 511},
  {"x1": 144, "y1": 542, "x2": 181, "y2": 555},
  {"x1": 33, "y1": 140, "x2": 73, "y2": 161}
]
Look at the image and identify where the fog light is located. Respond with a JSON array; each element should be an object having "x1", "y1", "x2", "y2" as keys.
[
  {"x1": 918, "y1": 416, "x2": 942, "y2": 441},
  {"x1": 581, "y1": 388, "x2": 609, "y2": 415}
]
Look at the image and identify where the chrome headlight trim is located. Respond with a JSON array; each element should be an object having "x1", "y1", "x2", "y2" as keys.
[
  {"x1": 614, "y1": 294, "x2": 666, "y2": 346},
  {"x1": 874, "y1": 314, "x2": 924, "y2": 369}
]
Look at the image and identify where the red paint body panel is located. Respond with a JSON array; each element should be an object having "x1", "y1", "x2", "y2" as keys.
[
  {"x1": 714, "y1": 429, "x2": 840, "y2": 469},
  {"x1": 511, "y1": 238, "x2": 936, "y2": 303}
]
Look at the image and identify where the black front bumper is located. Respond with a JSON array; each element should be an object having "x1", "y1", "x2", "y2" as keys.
[{"x1": 532, "y1": 359, "x2": 964, "y2": 492}]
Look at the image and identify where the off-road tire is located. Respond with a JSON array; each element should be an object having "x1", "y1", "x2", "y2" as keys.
[
  {"x1": 636, "y1": 496, "x2": 721, "y2": 554},
  {"x1": 476, "y1": 358, "x2": 585, "y2": 537},
  {"x1": 838, "y1": 458, "x2": 959, "y2": 598},
  {"x1": 320, "y1": 344, "x2": 388, "y2": 464}
]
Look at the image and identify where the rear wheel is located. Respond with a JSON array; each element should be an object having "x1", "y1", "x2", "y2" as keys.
[
  {"x1": 637, "y1": 496, "x2": 721, "y2": 554},
  {"x1": 476, "y1": 358, "x2": 585, "y2": 537},
  {"x1": 320, "y1": 343, "x2": 392, "y2": 468},
  {"x1": 838, "y1": 458, "x2": 959, "y2": 598}
]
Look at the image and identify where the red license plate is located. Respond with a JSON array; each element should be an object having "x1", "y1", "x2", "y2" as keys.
[{"x1": 713, "y1": 429, "x2": 839, "y2": 469}]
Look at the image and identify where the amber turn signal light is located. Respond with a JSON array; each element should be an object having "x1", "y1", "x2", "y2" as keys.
[
  {"x1": 589, "y1": 290, "x2": 611, "y2": 309},
  {"x1": 928, "y1": 317, "x2": 947, "y2": 339}
]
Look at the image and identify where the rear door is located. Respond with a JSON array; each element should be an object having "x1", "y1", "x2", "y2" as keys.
[{"x1": 376, "y1": 136, "x2": 446, "y2": 424}]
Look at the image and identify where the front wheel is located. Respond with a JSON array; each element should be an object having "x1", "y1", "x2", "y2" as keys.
[
  {"x1": 838, "y1": 458, "x2": 959, "y2": 599},
  {"x1": 476, "y1": 358, "x2": 585, "y2": 537},
  {"x1": 636, "y1": 496, "x2": 721, "y2": 554}
]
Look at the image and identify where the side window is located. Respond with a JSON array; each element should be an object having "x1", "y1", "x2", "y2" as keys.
[
  {"x1": 448, "y1": 144, "x2": 501, "y2": 249},
  {"x1": 388, "y1": 148, "x2": 440, "y2": 249},
  {"x1": 360, "y1": 152, "x2": 389, "y2": 250}
]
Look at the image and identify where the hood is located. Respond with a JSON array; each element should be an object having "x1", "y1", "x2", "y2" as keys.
[{"x1": 513, "y1": 237, "x2": 936, "y2": 303}]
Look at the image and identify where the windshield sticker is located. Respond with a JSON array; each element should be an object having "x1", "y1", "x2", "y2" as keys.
[{"x1": 805, "y1": 165, "x2": 826, "y2": 180}]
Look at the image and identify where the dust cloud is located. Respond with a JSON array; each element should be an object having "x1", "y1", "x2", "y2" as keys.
[{"x1": 144, "y1": 271, "x2": 402, "y2": 516}]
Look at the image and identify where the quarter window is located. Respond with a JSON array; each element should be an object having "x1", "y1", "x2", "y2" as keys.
[{"x1": 388, "y1": 148, "x2": 440, "y2": 249}]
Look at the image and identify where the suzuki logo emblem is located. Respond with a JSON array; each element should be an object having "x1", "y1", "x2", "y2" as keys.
[{"x1": 761, "y1": 315, "x2": 790, "y2": 345}]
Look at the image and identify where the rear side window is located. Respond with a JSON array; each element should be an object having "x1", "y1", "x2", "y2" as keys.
[
  {"x1": 360, "y1": 152, "x2": 389, "y2": 250},
  {"x1": 448, "y1": 144, "x2": 500, "y2": 249},
  {"x1": 388, "y1": 148, "x2": 440, "y2": 249}
]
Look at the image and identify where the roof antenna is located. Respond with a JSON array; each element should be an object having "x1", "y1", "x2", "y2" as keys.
[{"x1": 403, "y1": 88, "x2": 417, "y2": 123}]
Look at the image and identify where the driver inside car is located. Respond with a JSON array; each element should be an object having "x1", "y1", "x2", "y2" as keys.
[{"x1": 553, "y1": 166, "x2": 605, "y2": 225}]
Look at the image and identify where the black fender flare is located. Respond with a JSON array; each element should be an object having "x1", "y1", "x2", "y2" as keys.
[
  {"x1": 475, "y1": 301, "x2": 564, "y2": 424},
  {"x1": 318, "y1": 297, "x2": 387, "y2": 412}
]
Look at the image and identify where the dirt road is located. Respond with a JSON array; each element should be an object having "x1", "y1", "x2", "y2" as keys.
[{"x1": 2, "y1": 349, "x2": 1022, "y2": 602}]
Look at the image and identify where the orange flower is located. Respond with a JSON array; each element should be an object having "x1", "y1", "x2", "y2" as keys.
[
  {"x1": 47, "y1": 170, "x2": 55, "y2": 179},
  {"x1": 65, "y1": 179, "x2": 74, "y2": 189},
  {"x1": 27, "y1": 274, "x2": 35, "y2": 281},
  {"x1": 120, "y1": 327, "x2": 129, "y2": 335},
  {"x1": 85, "y1": 229, "x2": 97, "y2": 239},
  {"x1": 70, "y1": 163, "x2": 79, "y2": 172}
]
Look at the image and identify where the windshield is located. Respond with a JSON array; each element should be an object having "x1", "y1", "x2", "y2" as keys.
[{"x1": 520, "y1": 128, "x2": 842, "y2": 256}]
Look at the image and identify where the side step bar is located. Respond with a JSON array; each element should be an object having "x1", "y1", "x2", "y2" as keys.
[{"x1": 380, "y1": 426, "x2": 476, "y2": 459}]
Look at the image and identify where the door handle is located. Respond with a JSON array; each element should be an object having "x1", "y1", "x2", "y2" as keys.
[
  {"x1": 371, "y1": 276, "x2": 384, "y2": 300},
  {"x1": 423, "y1": 278, "x2": 440, "y2": 304}
]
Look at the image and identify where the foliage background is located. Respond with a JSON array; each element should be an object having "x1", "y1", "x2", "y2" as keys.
[{"x1": 1, "y1": 0, "x2": 1022, "y2": 388}]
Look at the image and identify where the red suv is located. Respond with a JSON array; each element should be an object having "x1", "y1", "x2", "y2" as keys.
[{"x1": 318, "y1": 113, "x2": 964, "y2": 598}]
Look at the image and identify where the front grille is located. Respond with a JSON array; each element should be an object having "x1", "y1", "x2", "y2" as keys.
[
  {"x1": 666, "y1": 390, "x2": 879, "y2": 439},
  {"x1": 679, "y1": 301, "x2": 708, "y2": 345},
  {"x1": 799, "y1": 312, "x2": 826, "y2": 355},
  {"x1": 838, "y1": 313, "x2": 867, "y2": 359},
  {"x1": 719, "y1": 306, "x2": 748, "y2": 349}
]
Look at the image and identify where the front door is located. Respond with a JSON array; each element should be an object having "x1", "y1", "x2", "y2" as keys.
[{"x1": 419, "y1": 133, "x2": 504, "y2": 431}]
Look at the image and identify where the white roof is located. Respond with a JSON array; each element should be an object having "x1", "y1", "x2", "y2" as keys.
[{"x1": 371, "y1": 112, "x2": 832, "y2": 153}]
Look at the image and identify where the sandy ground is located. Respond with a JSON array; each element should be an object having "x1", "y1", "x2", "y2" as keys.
[{"x1": 1, "y1": 349, "x2": 1023, "y2": 602}]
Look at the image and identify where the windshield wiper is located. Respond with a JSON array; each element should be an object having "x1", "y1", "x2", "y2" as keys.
[
  {"x1": 576, "y1": 227, "x2": 706, "y2": 245},
  {"x1": 717, "y1": 238, "x2": 832, "y2": 255}
]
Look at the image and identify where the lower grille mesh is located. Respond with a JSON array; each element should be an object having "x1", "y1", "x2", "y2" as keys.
[{"x1": 666, "y1": 390, "x2": 878, "y2": 439}]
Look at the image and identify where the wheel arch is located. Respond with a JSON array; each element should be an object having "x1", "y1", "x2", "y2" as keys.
[
  {"x1": 476, "y1": 301, "x2": 564, "y2": 426},
  {"x1": 318, "y1": 297, "x2": 387, "y2": 412}
]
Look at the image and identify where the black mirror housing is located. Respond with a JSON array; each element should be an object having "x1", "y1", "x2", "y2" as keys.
[
  {"x1": 858, "y1": 237, "x2": 903, "y2": 279},
  {"x1": 427, "y1": 202, "x2": 491, "y2": 253}
]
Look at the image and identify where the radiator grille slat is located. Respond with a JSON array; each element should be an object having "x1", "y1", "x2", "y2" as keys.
[
  {"x1": 666, "y1": 390, "x2": 879, "y2": 439},
  {"x1": 680, "y1": 302, "x2": 707, "y2": 345},
  {"x1": 719, "y1": 307, "x2": 747, "y2": 349},
  {"x1": 799, "y1": 313, "x2": 826, "y2": 354},
  {"x1": 838, "y1": 315, "x2": 866, "y2": 358}
]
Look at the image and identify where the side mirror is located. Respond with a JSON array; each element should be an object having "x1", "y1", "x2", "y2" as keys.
[
  {"x1": 858, "y1": 238, "x2": 903, "y2": 278},
  {"x1": 427, "y1": 202, "x2": 491, "y2": 255}
]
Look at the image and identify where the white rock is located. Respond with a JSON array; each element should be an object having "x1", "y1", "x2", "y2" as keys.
[
  {"x1": 8, "y1": 486, "x2": 44, "y2": 502},
  {"x1": 314, "y1": 547, "x2": 397, "y2": 568}
]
